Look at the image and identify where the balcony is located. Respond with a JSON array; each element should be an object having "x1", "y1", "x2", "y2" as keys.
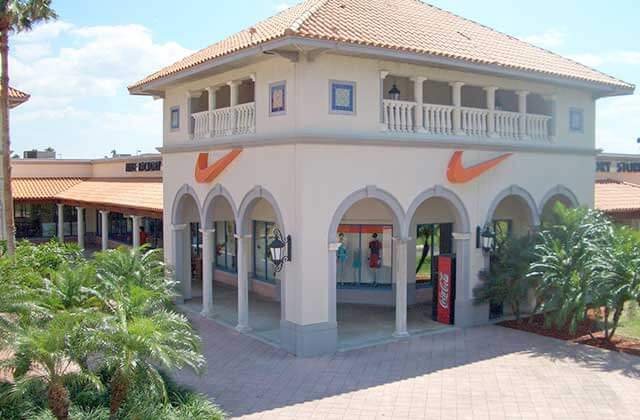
[
  {"x1": 380, "y1": 75, "x2": 555, "y2": 142},
  {"x1": 192, "y1": 102, "x2": 256, "y2": 138},
  {"x1": 189, "y1": 76, "x2": 255, "y2": 140}
]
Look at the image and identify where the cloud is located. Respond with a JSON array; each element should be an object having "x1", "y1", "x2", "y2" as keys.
[
  {"x1": 9, "y1": 21, "x2": 192, "y2": 158},
  {"x1": 569, "y1": 51, "x2": 640, "y2": 68},
  {"x1": 275, "y1": 2, "x2": 292, "y2": 12},
  {"x1": 522, "y1": 29, "x2": 566, "y2": 49},
  {"x1": 597, "y1": 94, "x2": 640, "y2": 153}
]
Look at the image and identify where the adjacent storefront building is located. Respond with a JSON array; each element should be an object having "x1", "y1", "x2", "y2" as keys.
[
  {"x1": 596, "y1": 153, "x2": 640, "y2": 226},
  {"x1": 11, "y1": 155, "x2": 163, "y2": 250}
]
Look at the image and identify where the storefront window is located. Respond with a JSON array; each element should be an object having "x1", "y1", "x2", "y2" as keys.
[
  {"x1": 191, "y1": 222, "x2": 202, "y2": 257},
  {"x1": 336, "y1": 224, "x2": 393, "y2": 288},
  {"x1": 14, "y1": 203, "x2": 57, "y2": 239},
  {"x1": 63, "y1": 206, "x2": 78, "y2": 237},
  {"x1": 108, "y1": 212, "x2": 133, "y2": 244},
  {"x1": 415, "y1": 223, "x2": 453, "y2": 288},
  {"x1": 214, "y1": 221, "x2": 237, "y2": 272},
  {"x1": 142, "y1": 217, "x2": 163, "y2": 249},
  {"x1": 253, "y1": 221, "x2": 279, "y2": 284}
]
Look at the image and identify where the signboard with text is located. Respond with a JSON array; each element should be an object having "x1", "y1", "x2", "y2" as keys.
[
  {"x1": 125, "y1": 161, "x2": 162, "y2": 173},
  {"x1": 436, "y1": 255, "x2": 454, "y2": 325},
  {"x1": 597, "y1": 160, "x2": 640, "y2": 173}
]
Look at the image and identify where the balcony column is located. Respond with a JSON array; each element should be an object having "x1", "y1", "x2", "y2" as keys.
[
  {"x1": 76, "y1": 207, "x2": 85, "y2": 249},
  {"x1": 544, "y1": 94, "x2": 557, "y2": 142},
  {"x1": 227, "y1": 80, "x2": 241, "y2": 135},
  {"x1": 379, "y1": 70, "x2": 389, "y2": 131},
  {"x1": 235, "y1": 233, "x2": 252, "y2": 332},
  {"x1": 516, "y1": 90, "x2": 529, "y2": 139},
  {"x1": 411, "y1": 76, "x2": 427, "y2": 132},
  {"x1": 186, "y1": 91, "x2": 202, "y2": 139},
  {"x1": 131, "y1": 215, "x2": 142, "y2": 248},
  {"x1": 206, "y1": 86, "x2": 218, "y2": 138},
  {"x1": 200, "y1": 228, "x2": 215, "y2": 317},
  {"x1": 484, "y1": 86, "x2": 498, "y2": 137},
  {"x1": 393, "y1": 237, "x2": 409, "y2": 338},
  {"x1": 100, "y1": 210, "x2": 109, "y2": 251},
  {"x1": 57, "y1": 203, "x2": 64, "y2": 242},
  {"x1": 450, "y1": 82, "x2": 465, "y2": 135}
]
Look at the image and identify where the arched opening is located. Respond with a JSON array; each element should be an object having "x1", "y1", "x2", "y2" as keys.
[
  {"x1": 200, "y1": 188, "x2": 238, "y2": 322},
  {"x1": 331, "y1": 192, "x2": 405, "y2": 348},
  {"x1": 540, "y1": 187, "x2": 579, "y2": 224},
  {"x1": 171, "y1": 188, "x2": 202, "y2": 304},
  {"x1": 486, "y1": 187, "x2": 538, "y2": 319},
  {"x1": 237, "y1": 189, "x2": 286, "y2": 345},
  {"x1": 405, "y1": 187, "x2": 471, "y2": 331}
]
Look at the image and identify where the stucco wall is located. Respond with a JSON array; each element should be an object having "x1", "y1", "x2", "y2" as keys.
[{"x1": 163, "y1": 143, "x2": 594, "y2": 326}]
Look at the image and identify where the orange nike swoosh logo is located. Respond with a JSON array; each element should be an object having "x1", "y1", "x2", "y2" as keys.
[
  {"x1": 447, "y1": 151, "x2": 512, "y2": 183},
  {"x1": 194, "y1": 148, "x2": 243, "y2": 183}
]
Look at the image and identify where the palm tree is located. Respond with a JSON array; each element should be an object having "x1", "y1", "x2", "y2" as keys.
[
  {"x1": 529, "y1": 206, "x2": 612, "y2": 335},
  {"x1": 1, "y1": 1, "x2": 57, "y2": 256},
  {"x1": 1, "y1": 312, "x2": 103, "y2": 420},
  {"x1": 93, "y1": 247, "x2": 204, "y2": 416}
]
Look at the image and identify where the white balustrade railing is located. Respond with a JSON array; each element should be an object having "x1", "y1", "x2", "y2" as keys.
[
  {"x1": 423, "y1": 104, "x2": 454, "y2": 135},
  {"x1": 234, "y1": 102, "x2": 256, "y2": 135},
  {"x1": 192, "y1": 110, "x2": 210, "y2": 139},
  {"x1": 191, "y1": 102, "x2": 255, "y2": 139},
  {"x1": 524, "y1": 113, "x2": 551, "y2": 141},
  {"x1": 382, "y1": 99, "x2": 416, "y2": 132},
  {"x1": 461, "y1": 107, "x2": 489, "y2": 137},
  {"x1": 494, "y1": 110, "x2": 520, "y2": 139}
]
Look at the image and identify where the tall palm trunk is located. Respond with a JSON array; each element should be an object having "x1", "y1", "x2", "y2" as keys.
[
  {"x1": 0, "y1": 21, "x2": 14, "y2": 256},
  {"x1": 110, "y1": 368, "x2": 130, "y2": 417},
  {"x1": 48, "y1": 380, "x2": 70, "y2": 420}
]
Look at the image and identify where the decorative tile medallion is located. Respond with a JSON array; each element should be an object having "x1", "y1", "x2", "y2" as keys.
[
  {"x1": 270, "y1": 81, "x2": 286, "y2": 116},
  {"x1": 330, "y1": 80, "x2": 356, "y2": 114}
]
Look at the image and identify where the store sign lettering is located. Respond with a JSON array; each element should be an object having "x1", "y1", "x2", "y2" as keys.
[
  {"x1": 597, "y1": 160, "x2": 640, "y2": 173},
  {"x1": 125, "y1": 161, "x2": 162, "y2": 172}
]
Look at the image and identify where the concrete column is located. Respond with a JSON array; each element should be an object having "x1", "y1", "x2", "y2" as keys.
[
  {"x1": 206, "y1": 86, "x2": 218, "y2": 138},
  {"x1": 450, "y1": 82, "x2": 465, "y2": 135},
  {"x1": 200, "y1": 228, "x2": 215, "y2": 317},
  {"x1": 411, "y1": 76, "x2": 427, "y2": 132},
  {"x1": 172, "y1": 224, "x2": 190, "y2": 302},
  {"x1": 76, "y1": 207, "x2": 85, "y2": 249},
  {"x1": 544, "y1": 94, "x2": 557, "y2": 141},
  {"x1": 227, "y1": 81, "x2": 240, "y2": 135},
  {"x1": 235, "y1": 234, "x2": 251, "y2": 332},
  {"x1": 484, "y1": 86, "x2": 498, "y2": 137},
  {"x1": 131, "y1": 215, "x2": 142, "y2": 248},
  {"x1": 517, "y1": 90, "x2": 529, "y2": 139},
  {"x1": 393, "y1": 238, "x2": 409, "y2": 338},
  {"x1": 379, "y1": 70, "x2": 389, "y2": 131},
  {"x1": 57, "y1": 203, "x2": 64, "y2": 243},
  {"x1": 99, "y1": 210, "x2": 109, "y2": 251}
]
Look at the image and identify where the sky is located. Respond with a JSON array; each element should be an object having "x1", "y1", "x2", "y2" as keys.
[{"x1": 8, "y1": 0, "x2": 640, "y2": 158}]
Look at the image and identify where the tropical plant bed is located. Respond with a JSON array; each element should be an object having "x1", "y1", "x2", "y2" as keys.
[{"x1": 499, "y1": 313, "x2": 640, "y2": 357}]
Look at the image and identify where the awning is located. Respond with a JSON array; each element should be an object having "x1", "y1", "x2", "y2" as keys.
[
  {"x1": 11, "y1": 178, "x2": 163, "y2": 218},
  {"x1": 54, "y1": 179, "x2": 163, "y2": 217},
  {"x1": 12, "y1": 177, "x2": 84, "y2": 201}
]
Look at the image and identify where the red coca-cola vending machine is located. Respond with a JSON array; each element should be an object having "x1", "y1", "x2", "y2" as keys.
[{"x1": 432, "y1": 255, "x2": 456, "y2": 325}]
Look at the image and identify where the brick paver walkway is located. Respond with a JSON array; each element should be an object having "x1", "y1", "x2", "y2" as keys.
[{"x1": 175, "y1": 314, "x2": 640, "y2": 419}]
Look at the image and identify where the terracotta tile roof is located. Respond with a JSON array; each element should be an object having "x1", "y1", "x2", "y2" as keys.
[
  {"x1": 7, "y1": 86, "x2": 30, "y2": 108},
  {"x1": 130, "y1": 0, "x2": 633, "y2": 92},
  {"x1": 595, "y1": 179, "x2": 640, "y2": 214},
  {"x1": 12, "y1": 177, "x2": 84, "y2": 201},
  {"x1": 54, "y1": 180, "x2": 163, "y2": 213}
]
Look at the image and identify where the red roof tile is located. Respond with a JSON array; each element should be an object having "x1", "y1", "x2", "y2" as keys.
[
  {"x1": 6, "y1": 86, "x2": 30, "y2": 108},
  {"x1": 12, "y1": 178, "x2": 84, "y2": 201},
  {"x1": 130, "y1": 0, "x2": 633, "y2": 92},
  {"x1": 595, "y1": 179, "x2": 640, "y2": 214}
]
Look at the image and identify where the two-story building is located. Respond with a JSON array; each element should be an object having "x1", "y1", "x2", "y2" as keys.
[{"x1": 129, "y1": 0, "x2": 634, "y2": 356}]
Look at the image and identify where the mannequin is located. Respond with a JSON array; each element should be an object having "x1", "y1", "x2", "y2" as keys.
[
  {"x1": 336, "y1": 232, "x2": 348, "y2": 285},
  {"x1": 368, "y1": 232, "x2": 382, "y2": 286}
]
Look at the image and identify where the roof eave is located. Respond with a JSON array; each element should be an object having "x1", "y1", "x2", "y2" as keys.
[{"x1": 129, "y1": 36, "x2": 634, "y2": 96}]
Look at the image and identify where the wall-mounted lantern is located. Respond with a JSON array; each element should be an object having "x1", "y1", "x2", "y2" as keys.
[
  {"x1": 268, "y1": 228, "x2": 292, "y2": 274},
  {"x1": 388, "y1": 83, "x2": 401, "y2": 101},
  {"x1": 476, "y1": 225, "x2": 495, "y2": 253}
]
